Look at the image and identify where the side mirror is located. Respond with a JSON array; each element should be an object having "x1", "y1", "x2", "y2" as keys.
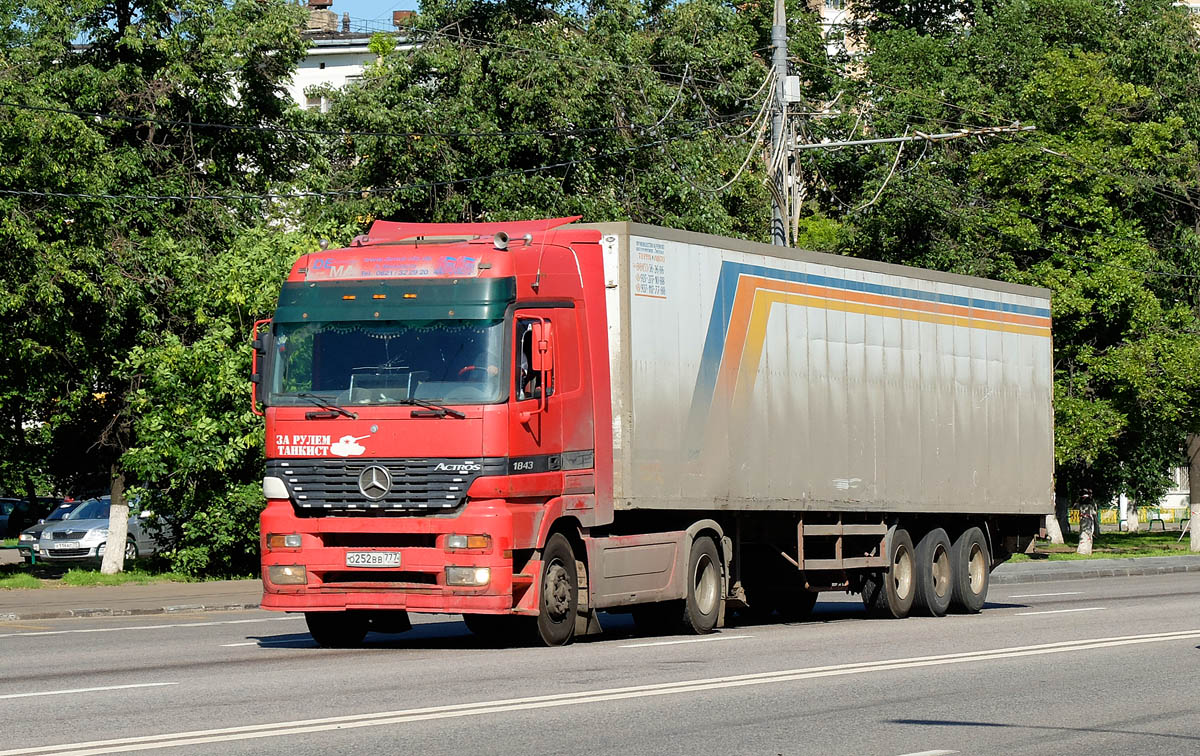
[
  {"x1": 250, "y1": 319, "x2": 272, "y2": 416},
  {"x1": 529, "y1": 321, "x2": 554, "y2": 371}
]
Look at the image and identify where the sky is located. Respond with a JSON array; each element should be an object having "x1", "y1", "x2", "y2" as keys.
[{"x1": 311, "y1": 0, "x2": 420, "y2": 24}]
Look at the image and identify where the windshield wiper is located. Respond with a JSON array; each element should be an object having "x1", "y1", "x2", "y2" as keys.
[
  {"x1": 399, "y1": 397, "x2": 466, "y2": 419},
  {"x1": 297, "y1": 392, "x2": 358, "y2": 419}
]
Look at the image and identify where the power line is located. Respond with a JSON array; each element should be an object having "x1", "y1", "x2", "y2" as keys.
[
  {"x1": 0, "y1": 100, "x2": 748, "y2": 142},
  {"x1": 0, "y1": 120, "x2": 742, "y2": 204}
]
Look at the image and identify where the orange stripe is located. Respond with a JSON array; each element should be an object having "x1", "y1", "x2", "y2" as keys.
[{"x1": 739, "y1": 276, "x2": 1050, "y2": 328}]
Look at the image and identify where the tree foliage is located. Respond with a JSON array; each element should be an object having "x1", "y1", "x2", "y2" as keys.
[
  {"x1": 821, "y1": 0, "x2": 1200, "y2": 506},
  {"x1": 3, "y1": 0, "x2": 1199, "y2": 573}
]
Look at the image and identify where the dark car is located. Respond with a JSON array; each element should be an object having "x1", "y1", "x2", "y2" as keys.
[{"x1": 17, "y1": 500, "x2": 83, "y2": 564}]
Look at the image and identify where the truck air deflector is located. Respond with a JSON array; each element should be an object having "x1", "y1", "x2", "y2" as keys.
[{"x1": 274, "y1": 278, "x2": 516, "y2": 323}]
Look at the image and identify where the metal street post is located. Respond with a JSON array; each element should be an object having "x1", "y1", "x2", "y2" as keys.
[{"x1": 770, "y1": 0, "x2": 788, "y2": 246}]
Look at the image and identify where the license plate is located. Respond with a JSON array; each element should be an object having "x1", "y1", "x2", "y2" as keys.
[
  {"x1": 345, "y1": 551, "x2": 401, "y2": 568},
  {"x1": 52, "y1": 541, "x2": 80, "y2": 549}
]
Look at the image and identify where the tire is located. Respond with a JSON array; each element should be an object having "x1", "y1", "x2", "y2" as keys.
[
  {"x1": 124, "y1": 537, "x2": 138, "y2": 562},
  {"x1": 861, "y1": 527, "x2": 916, "y2": 619},
  {"x1": 680, "y1": 536, "x2": 721, "y2": 634},
  {"x1": 950, "y1": 527, "x2": 990, "y2": 613},
  {"x1": 913, "y1": 528, "x2": 953, "y2": 617},
  {"x1": 305, "y1": 611, "x2": 369, "y2": 648},
  {"x1": 535, "y1": 533, "x2": 578, "y2": 646}
]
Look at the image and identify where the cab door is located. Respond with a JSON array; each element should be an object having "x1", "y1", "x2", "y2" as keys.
[{"x1": 508, "y1": 310, "x2": 564, "y2": 493}]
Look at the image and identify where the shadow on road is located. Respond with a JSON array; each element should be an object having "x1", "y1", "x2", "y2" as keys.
[{"x1": 890, "y1": 718, "x2": 1200, "y2": 743}]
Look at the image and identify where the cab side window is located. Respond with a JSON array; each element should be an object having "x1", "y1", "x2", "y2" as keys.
[{"x1": 516, "y1": 319, "x2": 554, "y2": 401}]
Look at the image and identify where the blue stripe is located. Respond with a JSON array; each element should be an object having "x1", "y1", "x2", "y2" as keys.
[{"x1": 726, "y1": 262, "x2": 1051, "y2": 318}]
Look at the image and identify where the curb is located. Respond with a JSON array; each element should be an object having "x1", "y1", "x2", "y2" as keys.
[
  {"x1": 0, "y1": 602, "x2": 261, "y2": 622},
  {"x1": 991, "y1": 556, "x2": 1200, "y2": 585}
]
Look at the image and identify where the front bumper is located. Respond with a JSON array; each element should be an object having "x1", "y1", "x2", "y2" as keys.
[
  {"x1": 260, "y1": 498, "x2": 532, "y2": 615},
  {"x1": 35, "y1": 544, "x2": 102, "y2": 562}
]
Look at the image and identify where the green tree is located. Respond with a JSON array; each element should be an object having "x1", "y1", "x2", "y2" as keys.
[
  {"x1": 0, "y1": 0, "x2": 311, "y2": 572},
  {"x1": 818, "y1": 0, "x2": 1200, "y2": 537}
]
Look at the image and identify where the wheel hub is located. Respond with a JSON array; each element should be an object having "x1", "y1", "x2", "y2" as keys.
[{"x1": 544, "y1": 562, "x2": 572, "y2": 621}]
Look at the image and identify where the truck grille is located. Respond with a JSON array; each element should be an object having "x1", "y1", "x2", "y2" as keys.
[{"x1": 267, "y1": 458, "x2": 506, "y2": 514}]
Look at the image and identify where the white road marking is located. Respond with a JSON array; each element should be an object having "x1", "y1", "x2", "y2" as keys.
[
  {"x1": 1007, "y1": 591, "x2": 1083, "y2": 599},
  {"x1": 220, "y1": 640, "x2": 309, "y2": 648},
  {"x1": 895, "y1": 751, "x2": 958, "y2": 756},
  {"x1": 1013, "y1": 607, "x2": 1105, "y2": 616},
  {"x1": 0, "y1": 616, "x2": 300, "y2": 639},
  {"x1": 0, "y1": 683, "x2": 177, "y2": 701},
  {"x1": 619, "y1": 634, "x2": 752, "y2": 648},
  {"x1": 6, "y1": 628, "x2": 1199, "y2": 756}
]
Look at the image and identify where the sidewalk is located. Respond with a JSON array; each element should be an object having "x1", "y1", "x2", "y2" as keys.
[{"x1": 1, "y1": 556, "x2": 1199, "y2": 622}]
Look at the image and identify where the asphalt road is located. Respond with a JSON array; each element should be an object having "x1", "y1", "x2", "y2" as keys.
[{"x1": 1, "y1": 573, "x2": 1197, "y2": 756}]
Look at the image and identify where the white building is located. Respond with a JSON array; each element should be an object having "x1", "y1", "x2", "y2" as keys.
[{"x1": 286, "y1": 2, "x2": 414, "y2": 112}]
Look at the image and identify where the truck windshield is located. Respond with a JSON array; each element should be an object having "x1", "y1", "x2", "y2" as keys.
[{"x1": 269, "y1": 319, "x2": 506, "y2": 406}]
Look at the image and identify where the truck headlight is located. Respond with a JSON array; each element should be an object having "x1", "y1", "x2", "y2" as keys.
[
  {"x1": 445, "y1": 534, "x2": 490, "y2": 551},
  {"x1": 445, "y1": 566, "x2": 490, "y2": 586},
  {"x1": 268, "y1": 565, "x2": 307, "y2": 585},
  {"x1": 18, "y1": 533, "x2": 34, "y2": 542}
]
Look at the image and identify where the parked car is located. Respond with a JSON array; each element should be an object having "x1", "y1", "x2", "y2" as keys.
[
  {"x1": 3, "y1": 497, "x2": 63, "y2": 538},
  {"x1": 17, "y1": 500, "x2": 84, "y2": 564},
  {"x1": 36, "y1": 496, "x2": 170, "y2": 564}
]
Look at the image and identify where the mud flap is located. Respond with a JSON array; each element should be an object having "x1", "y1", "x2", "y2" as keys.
[{"x1": 574, "y1": 558, "x2": 602, "y2": 636}]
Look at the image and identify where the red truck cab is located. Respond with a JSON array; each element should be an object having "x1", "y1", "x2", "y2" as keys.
[{"x1": 255, "y1": 217, "x2": 614, "y2": 646}]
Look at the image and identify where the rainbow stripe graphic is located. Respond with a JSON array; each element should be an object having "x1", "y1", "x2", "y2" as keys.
[{"x1": 683, "y1": 261, "x2": 1052, "y2": 445}]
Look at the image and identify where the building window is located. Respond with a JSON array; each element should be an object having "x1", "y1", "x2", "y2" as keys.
[
  {"x1": 825, "y1": 0, "x2": 845, "y2": 9},
  {"x1": 305, "y1": 95, "x2": 326, "y2": 113}
]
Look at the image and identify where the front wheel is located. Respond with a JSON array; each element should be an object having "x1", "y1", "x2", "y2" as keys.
[
  {"x1": 536, "y1": 533, "x2": 578, "y2": 646},
  {"x1": 305, "y1": 611, "x2": 369, "y2": 648}
]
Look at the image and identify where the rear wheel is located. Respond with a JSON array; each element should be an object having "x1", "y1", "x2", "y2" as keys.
[
  {"x1": 862, "y1": 527, "x2": 916, "y2": 619},
  {"x1": 305, "y1": 611, "x2": 368, "y2": 648},
  {"x1": 124, "y1": 537, "x2": 138, "y2": 562},
  {"x1": 913, "y1": 528, "x2": 953, "y2": 617},
  {"x1": 535, "y1": 533, "x2": 578, "y2": 646},
  {"x1": 950, "y1": 527, "x2": 990, "y2": 613},
  {"x1": 680, "y1": 536, "x2": 721, "y2": 634}
]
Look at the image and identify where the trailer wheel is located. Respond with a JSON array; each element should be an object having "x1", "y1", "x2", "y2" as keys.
[
  {"x1": 949, "y1": 527, "x2": 990, "y2": 613},
  {"x1": 861, "y1": 527, "x2": 915, "y2": 619},
  {"x1": 680, "y1": 536, "x2": 721, "y2": 634},
  {"x1": 536, "y1": 533, "x2": 578, "y2": 646},
  {"x1": 305, "y1": 611, "x2": 368, "y2": 648},
  {"x1": 913, "y1": 528, "x2": 953, "y2": 617}
]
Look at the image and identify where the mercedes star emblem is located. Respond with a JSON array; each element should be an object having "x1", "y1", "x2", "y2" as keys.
[{"x1": 357, "y1": 465, "x2": 392, "y2": 501}]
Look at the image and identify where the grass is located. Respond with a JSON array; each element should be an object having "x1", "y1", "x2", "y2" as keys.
[
  {"x1": 59, "y1": 568, "x2": 194, "y2": 587},
  {"x1": 2, "y1": 538, "x2": 16, "y2": 548},
  {"x1": 1010, "y1": 530, "x2": 1194, "y2": 561},
  {"x1": 0, "y1": 572, "x2": 41, "y2": 590}
]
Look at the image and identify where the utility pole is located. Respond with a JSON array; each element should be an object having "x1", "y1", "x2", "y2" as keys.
[{"x1": 769, "y1": 0, "x2": 788, "y2": 246}]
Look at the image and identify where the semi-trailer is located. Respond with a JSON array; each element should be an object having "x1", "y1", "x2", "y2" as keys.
[{"x1": 255, "y1": 217, "x2": 1053, "y2": 646}]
